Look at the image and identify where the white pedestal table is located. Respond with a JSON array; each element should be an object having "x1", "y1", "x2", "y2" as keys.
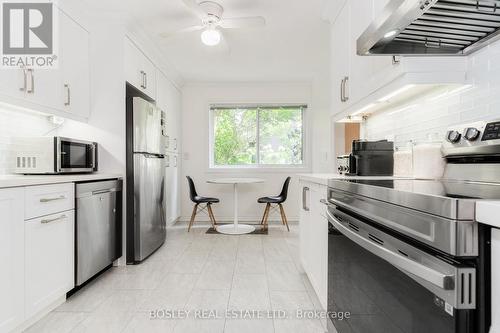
[{"x1": 206, "y1": 178, "x2": 265, "y2": 235}]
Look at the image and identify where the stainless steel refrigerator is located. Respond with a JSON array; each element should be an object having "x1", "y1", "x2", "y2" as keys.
[{"x1": 126, "y1": 88, "x2": 166, "y2": 263}]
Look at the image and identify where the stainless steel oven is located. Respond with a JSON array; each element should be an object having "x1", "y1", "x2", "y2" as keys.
[
  {"x1": 14, "y1": 136, "x2": 97, "y2": 174},
  {"x1": 326, "y1": 200, "x2": 488, "y2": 333}
]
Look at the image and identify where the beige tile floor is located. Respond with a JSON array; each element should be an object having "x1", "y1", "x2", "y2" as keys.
[{"x1": 25, "y1": 222, "x2": 327, "y2": 333}]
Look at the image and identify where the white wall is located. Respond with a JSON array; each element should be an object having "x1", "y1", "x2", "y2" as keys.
[
  {"x1": 362, "y1": 41, "x2": 500, "y2": 147},
  {"x1": 180, "y1": 81, "x2": 330, "y2": 222},
  {"x1": 0, "y1": 108, "x2": 58, "y2": 174}
]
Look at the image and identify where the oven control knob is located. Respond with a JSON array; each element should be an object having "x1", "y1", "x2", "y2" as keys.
[
  {"x1": 446, "y1": 130, "x2": 461, "y2": 143},
  {"x1": 464, "y1": 127, "x2": 480, "y2": 141}
]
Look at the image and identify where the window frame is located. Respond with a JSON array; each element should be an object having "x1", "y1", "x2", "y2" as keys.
[{"x1": 208, "y1": 103, "x2": 309, "y2": 171}]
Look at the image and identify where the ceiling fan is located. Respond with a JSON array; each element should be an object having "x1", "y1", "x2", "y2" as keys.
[{"x1": 160, "y1": 0, "x2": 266, "y2": 46}]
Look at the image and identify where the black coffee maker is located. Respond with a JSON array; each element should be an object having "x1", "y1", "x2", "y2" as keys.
[{"x1": 346, "y1": 140, "x2": 394, "y2": 176}]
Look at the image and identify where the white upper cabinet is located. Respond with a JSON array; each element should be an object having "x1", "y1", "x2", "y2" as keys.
[
  {"x1": 0, "y1": 69, "x2": 27, "y2": 102},
  {"x1": 124, "y1": 38, "x2": 157, "y2": 99},
  {"x1": 0, "y1": 188, "x2": 25, "y2": 333},
  {"x1": 349, "y1": 0, "x2": 375, "y2": 105},
  {"x1": 157, "y1": 71, "x2": 181, "y2": 152},
  {"x1": 331, "y1": 2, "x2": 351, "y2": 115},
  {"x1": 60, "y1": 11, "x2": 90, "y2": 120},
  {"x1": 0, "y1": 8, "x2": 90, "y2": 121}
]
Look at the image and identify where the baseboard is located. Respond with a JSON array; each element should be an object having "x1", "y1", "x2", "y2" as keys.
[
  {"x1": 177, "y1": 215, "x2": 299, "y2": 223},
  {"x1": 16, "y1": 295, "x2": 66, "y2": 332}
]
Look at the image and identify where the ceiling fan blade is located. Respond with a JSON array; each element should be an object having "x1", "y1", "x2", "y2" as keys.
[
  {"x1": 159, "y1": 25, "x2": 204, "y2": 38},
  {"x1": 181, "y1": 0, "x2": 206, "y2": 18},
  {"x1": 219, "y1": 16, "x2": 266, "y2": 29}
]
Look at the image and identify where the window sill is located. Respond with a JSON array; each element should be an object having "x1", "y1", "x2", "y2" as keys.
[{"x1": 206, "y1": 166, "x2": 311, "y2": 174}]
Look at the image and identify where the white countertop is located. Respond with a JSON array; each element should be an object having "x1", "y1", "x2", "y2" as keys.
[
  {"x1": 296, "y1": 173, "x2": 405, "y2": 186},
  {"x1": 0, "y1": 173, "x2": 123, "y2": 189},
  {"x1": 476, "y1": 201, "x2": 500, "y2": 229}
]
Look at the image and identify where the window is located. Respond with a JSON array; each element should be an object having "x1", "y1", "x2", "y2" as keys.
[{"x1": 210, "y1": 105, "x2": 306, "y2": 168}]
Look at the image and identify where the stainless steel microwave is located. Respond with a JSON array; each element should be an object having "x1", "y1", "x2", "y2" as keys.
[{"x1": 14, "y1": 137, "x2": 98, "y2": 174}]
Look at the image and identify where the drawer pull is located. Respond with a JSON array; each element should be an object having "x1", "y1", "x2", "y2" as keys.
[
  {"x1": 39, "y1": 195, "x2": 66, "y2": 203},
  {"x1": 41, "y1": 214, "x2": 67, "y2": 224}
]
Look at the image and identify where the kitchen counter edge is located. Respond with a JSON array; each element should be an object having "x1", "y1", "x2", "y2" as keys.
[
  {"x1": 296, "y1": 173, "x2": 408, "y2": 186},
  {"x1": 0, "y1": 174, "x2": 124, "y2": 189}
]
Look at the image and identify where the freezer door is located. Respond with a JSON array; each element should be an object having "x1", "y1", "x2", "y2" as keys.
[
  {"x1": 133, "y1": 97, "x2": 164, "y2": 155},
  {"x1": 134, "y1": 153, "x2": 166, "y2": 261}
]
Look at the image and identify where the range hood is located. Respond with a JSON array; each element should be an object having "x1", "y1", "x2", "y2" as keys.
[{"x1": 358, "y1": 0, "x2": 500, "y2": 56}]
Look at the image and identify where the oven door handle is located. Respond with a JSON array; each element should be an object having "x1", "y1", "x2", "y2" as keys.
[{"x1": 327, "y1": 209, "x2": 455, "y2": 290}]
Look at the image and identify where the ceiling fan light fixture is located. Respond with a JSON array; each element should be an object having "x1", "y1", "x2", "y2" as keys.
[{"x1": 201, "y1": 28, "x2": 221, "y2": 46}]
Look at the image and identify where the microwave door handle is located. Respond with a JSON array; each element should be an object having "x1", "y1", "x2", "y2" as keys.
[
  {"x1": 91, "y1": 144, "x2": 96, "y2": 169},
  {"x1": 326, "y1": 209, "x2": 454, "y2": 290}
]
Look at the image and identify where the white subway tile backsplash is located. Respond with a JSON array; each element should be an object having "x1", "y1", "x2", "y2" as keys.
[
  {"x1": 364, "y1": 41, "x2": 500, "y2": 148},
  {"x1": 0, "y1": 108, "x2": 55, "y2": 174}
]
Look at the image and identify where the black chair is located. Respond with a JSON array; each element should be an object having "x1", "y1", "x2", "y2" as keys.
[
  {"x1": 186, "y1": 176, "x2": 220, "y2": 232},
  {"x1": 258, "y1": 177, "x2": 291, "y2": 231}
]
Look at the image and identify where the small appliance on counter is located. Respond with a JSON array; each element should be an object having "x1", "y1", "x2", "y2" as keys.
[
  {"x1": 393, "y1": 145, "x2": 413, "y2": 177},
  {"x1": 13, "y1": 137, "x2": 97, "y2": 174},
  {"x1": 412, "y1": 141, "x2": 446, "y2": 179},
  {"x1": 337, "y1": 155, "x2": 351, "y2": 175},
  {"x1": 347, "y1": 139, "x2": 394, "y2": 176}
]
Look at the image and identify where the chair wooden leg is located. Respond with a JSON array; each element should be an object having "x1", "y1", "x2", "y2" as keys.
[
  {"x1": 188, "y1": 204, "x2": 198, "y2": 232},
  {"x1": 207, "y1": 204, "x2": 217, "y2": 229},
  {"x1": 263, "y1": 204, "x2": 271, "y2": 230},
  {"x1": 260, "y1": 203, "x2": 270, "y2": 225},
  {"x1": 279, "y1": 206, "x2": 286, "y2": 226},
  {"x1": 279, "y1": 204, "x2": 290, "y2": 232}
]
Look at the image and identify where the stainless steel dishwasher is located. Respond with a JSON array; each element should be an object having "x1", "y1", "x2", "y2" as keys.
[{"x1": 75, "y1": 179, "x2": 122, "y2": 286}]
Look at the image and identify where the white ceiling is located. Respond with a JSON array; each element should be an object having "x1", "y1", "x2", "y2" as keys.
[{"x1": 82, "y1": 0, "x2": 330, "y2": 83}]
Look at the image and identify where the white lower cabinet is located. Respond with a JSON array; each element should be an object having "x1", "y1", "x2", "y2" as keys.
[
  {"x1": 0, "y1": 185, "x2": 75, "y2": 333},
  {"x1": 165, "y1": 153, "x2": 180, "y2": 225},
  {"x1": 0, "y1": 188, "x2": 25, "y2": 333},
  {"x1": 299, "y1": 181, "x2": 328, "y2": 309},
  {"x1": 25, "y1": 210, "x2": 74, "y2": 319}
]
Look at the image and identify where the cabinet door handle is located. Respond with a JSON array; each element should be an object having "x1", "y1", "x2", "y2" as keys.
[
  {"x1": 64, "y1": 84, "x2": 71, "y2": 106},
  {"x1": 41, "y1": 214, "x2": 67, "y2": 224},
  {"x1": 40, "y1": 195, "x2": 66, "y2": 203},
  {"x1": 26, "y1": 69, "x2": 34, "y2": 94},
  {"x1": 340, "y1": 78, "x2": 345, "y2": 102},
  {"x1": 302, "y1": 187, "x2": 310, "y2": 211},
  {"x1": 144, "y1": 72, "x2": 147, "y2": 89},
  {"x1": 174, "y1": 138, "x2": 177, "y2": 150},
  {"x1": 174, "y1": 155, "x2": 177, "y2": 167},
  {"x1": 140, "y1": 70, "x2": 145, "y2": 88},
  {"x1": 343, "y1": 76, "x2": 349, "y2": 102},
  {"x1": 20, "y1": 68, "x2": 27, "y2": 92}
]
